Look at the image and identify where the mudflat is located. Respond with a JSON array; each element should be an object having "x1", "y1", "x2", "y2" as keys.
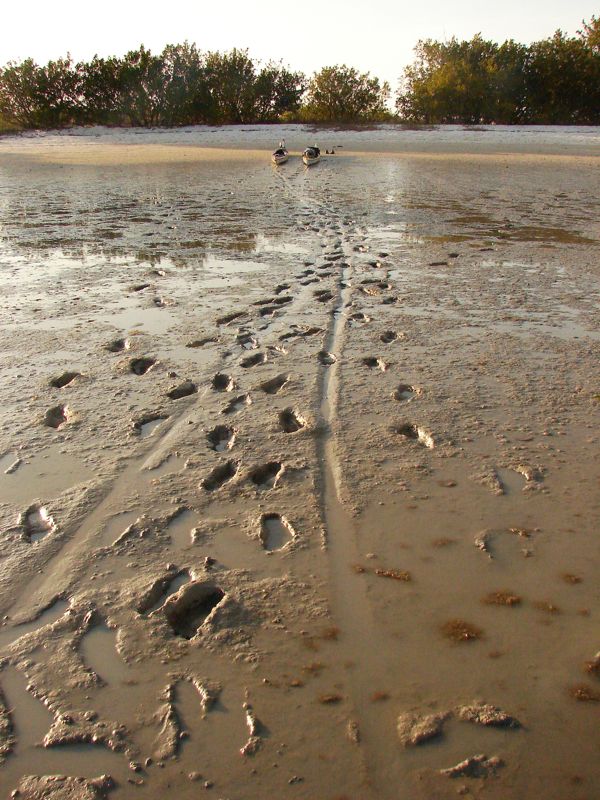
[{"x1": 0, "y1": 125, "x2": 599, "y2": 800}]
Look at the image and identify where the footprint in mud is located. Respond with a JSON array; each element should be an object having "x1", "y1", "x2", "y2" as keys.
[
  {"x1": 393, "y1": 423, "x2": 435, "y2": 449},
  {"x1": 105, "y1": 337, "x2": 130, "y2": 353},
  {"x1": 258, "y1": 305, "x2": 278, "y2": 317},
  {"x1": 222, "y1": 394, "x2": 252, "y2": 414},
  {"x1": 49, "y1": 371, "x2": 80, "y2": 389},
  {"x1": 393, "y1": 384, "x2": 420, "y2": 402},
  {"x1": 130, "y1": 357, "x2": 157, "y2": 375},
  {"x1": 318, "y1": 351, "x2": 337, "y2": 366},
  {"x1": 130, "y1": 282, "x2": 150, "y2": 292},
  {"x1": 380, "y1": 331, "x2": 398, "y2": 344},
  {"x1": 240, "y1": 352, "x2": 267, "y2": 369},
  {"x1": 212, "y1": 373, "x2": 235, "y2": 392},
  {"x1": 186, "y1": 337, "x2": 218, "y2": 348},
  {"x1": 216, "y1": 311, "x2": 247, "y2": 326},
  {"x1": 363, "y1": 357, "x2": 388, "y2": 372},
  {"x1": 275, "y1": 283, "x2": 290, "y2": 294},
  {"x1": 279, "y1": 408, "x2": 306, "y2": 433},
  {"x1": 21, "y1": 503, "x2": 56, "y2": 542},
  {"x1": 249, "y1": 462, "x2": 283, "y2": 489},
  {"x1": 349, "y1": 312, "x2": 370, "y2": 325},
  {"x1": 237, "y1": 332, "x2": 259, "y2": 350},
  {"x1": 163, "y1": 581, "x2": 226, "y2": 639},
  {"x1": 272, "y1": 296, "x2": 293, "y2": 306},
  {"x1": 167, "y1": 380, "x2": 197, "y2": 400},
  {"x1": 314, "y1": 290, "x2": 334, "y2": 303},
  {"x1": 80, "y1": 624, "x2": 129, "y2": 684},
  {"x1": 43, "y1": 404, "x2": 70, "y2": 429},
  {"x1": 259, "y1": 374, "x2": 289, "y2": 395},
  {"x1": 201, "y1": 460, "x2": 238, "y2": 491},
  {"x1": 132, "y1": 412, "x2": 167, "y2": 437},
  {"x1": 207, "y1": 425, "x2": 236, "y2": 452},
  {"x1": 137, "y1": 571, "x2": 191, "y2": 614},
  {"x1": 259, "y1": 513, "x2": 295, "y2": 551}
]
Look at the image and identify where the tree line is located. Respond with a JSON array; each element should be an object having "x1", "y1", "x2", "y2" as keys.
[{"x1": 0, "y1": 16, "x2": 598, "y2": 130}]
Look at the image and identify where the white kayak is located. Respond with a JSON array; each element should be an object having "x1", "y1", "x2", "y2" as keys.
[
  {"x1": 302, "y1": 145, "x2": 321, "y2": 166},
  {"x1": 272, "y1": 140, "x2": 289, "y2": 165}
]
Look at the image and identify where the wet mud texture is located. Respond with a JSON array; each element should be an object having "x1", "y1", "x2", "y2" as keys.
[{"x1": 0, "y1": 129, "x2": 599, "y2": 800}]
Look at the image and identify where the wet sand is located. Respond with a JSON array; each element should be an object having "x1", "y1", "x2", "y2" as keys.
[{"x1": 0, "y1": 125, "x2": 599, "y2": 799}]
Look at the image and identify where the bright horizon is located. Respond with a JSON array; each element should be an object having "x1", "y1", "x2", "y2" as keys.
[{"x1": 1, "y1": 0, "x2": 598, "y2": 93}]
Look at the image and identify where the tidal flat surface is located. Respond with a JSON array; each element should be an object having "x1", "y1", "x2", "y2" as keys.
[{"x1": 0, "y1": 126, "x2": 599, "y2": 800}]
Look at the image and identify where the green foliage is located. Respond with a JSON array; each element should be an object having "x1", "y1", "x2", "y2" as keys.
[
  {"x1": 303, "y1": 65, "x2": 390, "y2": 122},
  {"x1": 397, "y1": 19, "x2": 600, "y2": 124},
  {"x1": 0, "y1": 45, "x2": 306, "y2": 129}
]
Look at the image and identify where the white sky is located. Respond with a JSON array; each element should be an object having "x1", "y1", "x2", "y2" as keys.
[{"x1": 1, "y1": 0, "x2": 598, "y2": 91}]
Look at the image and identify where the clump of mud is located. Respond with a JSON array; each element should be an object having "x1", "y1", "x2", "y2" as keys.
[
  {"x1": 397, "y1": 711, "x2": 449, "y2": 746},
  {"x1": 481, "y1": 590, "x2": 522, "y2": 607},
  {"x1": 440, "y1": 619, "x2": 483, "y2": 642}
]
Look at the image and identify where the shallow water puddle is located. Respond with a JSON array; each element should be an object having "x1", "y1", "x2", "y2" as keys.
[
  {"x1": 100, "y1": 511, "x2": 139, "y2": 546},
  {"x1": 0, "y1": 446, "x2": 93, "y2": 506},
  {"x1": 80, "y1": 624, "x2": 129, "y2": 684},
  {"x1": 168, "y1": 509, "x2": 200, "y2": 549},
  {"x1": 0, "y1": 669, "x2": 127, "y2": 784},
  {"x1": 260, "y1": 514, "x2": 294, "y2": 551},
  {"x1": 137, "y1": 416, "x2": 166, "y2": 438},
  {"x1": 0, "y1": 599, "x2": 69, "y2": 650}
]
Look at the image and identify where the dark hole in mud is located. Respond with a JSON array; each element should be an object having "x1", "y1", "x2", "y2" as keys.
[
  {"x1": 201, "y1": 460, "x2": 237, "y2": 491},
  {"x1": 105, "y1": 338, "x2": 130, "y2": 353},
  {"x1": 363, "y1": 357, "x2": 387, "y2": 371},
  {"x1": 393, "y1": 423, "x2": 434, "y2": 448},
  {"x1": 133, "y1": 413, "x2": 167, "y2": 437},
  {"x1": 44, "y1": 404, "x2": 69, "y2": 429},
  {"x1": 315, "y1": 290, "x2": 333, "y2": 303},
  {"x1": 393, "y1": 384, "x2": 416, "y2": 402},
  {"x1": 186, "y1": 337, "x2": 218, "y2": 348},
  {"x1": 222, "y1": 394, "x2": 251, "y2": 414},
  {"x1": 165, "y1": 583, "x2": 225, "y2": 639},
  {"x1": 275, "y1": 283, "x2": 290, "y2": 294},
  {"x1": 138, "y1": 571, "x2": 191, "y2": 615},
  {"x1": 260, "y1": 513, "x2": 293, "y2": 551},
  {"x1": 279, "y1": 408, "x2": 306, "y2": 433},
  {"x1": 22, "y1": 504, "x2": 55, "y2": 542},
  {"x1": 259, "y1": 305, "x2": 278, "y2": 317},
  {"x1": 249, "y1": 461, "x2": 282, "y2": 489},
  {"x1": 131, "y1": 283, "x2": 150, "y2": 292},
  {"x1": 350, "y1": 312, "x2": 370, "y2": 324},
  {"x1": 241, "y1": 352, "x2": 267, "y2": 369},
  {"x1": 380, "y1": 331, "x2": 398, "y2": 344},
  {"x1": 237, "y1": 333, "x2": 258, "y2": 350},
  {"x1": 130, "y1": 357, "x2": 157, "y2": 375},
  {"x1": 259, "y1": 374, "x2": 289, "y2": 395},
  {"x1": 318, "y1": 351, "x2": 337, "y2": 366},
  {"x1": 394, "y1": 423, "x2": 419, "y2": 439},
  {"x1": 167, "y1": 380, "x2": 197, "y2": 400},
  {"x1": 207, "y1": 425, "x2": 235, "y2": 452},
  {"x1": 217, "y1": 311, "x2": 246, "y2": 326},
  {"x1": 272, "y1": 296, "x2": 293, "y2": 305},
  {"x1": 212, "y1": 373, "x2": 234, "y2": 392},
  {"x1": 49, "y1": 371, "x2": 80, "y2": 389}
]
